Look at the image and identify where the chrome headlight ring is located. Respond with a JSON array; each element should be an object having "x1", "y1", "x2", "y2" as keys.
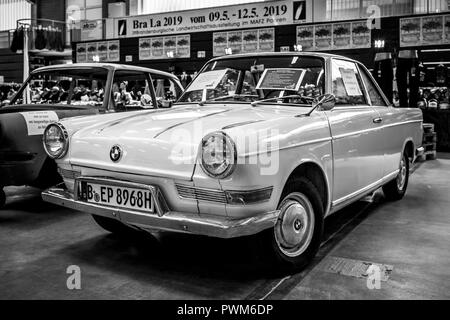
[
  {"x1": 42, "y1": 123, "x2": 69, "y2": 159},
  {"x1": 200, "y1": 131, "x2": 237, "y2": 179}
]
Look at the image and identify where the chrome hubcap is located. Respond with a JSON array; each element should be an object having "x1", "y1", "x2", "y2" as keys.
[
  {"x1": 397, "y1": 157, "x2": 407, "y2": 190},
  {"x1": 275, "y1": 193, "x2": 315, "y2": 258}
]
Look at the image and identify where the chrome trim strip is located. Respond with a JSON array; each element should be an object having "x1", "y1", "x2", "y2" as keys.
[
  {"x1": 332, "y1": 127, "x2": 379, "y2": 140},
  {"x1": 241, "y1": 137, "x2": 332, "y2": 158},
  {"x1": 175, "y1": 184, "x2": 228, "y2": 204},
  {"x1": 42, "y1": 185, "x2": 279, "y2": 239},
  {"x1": 332, "y1": 120, "x2": 423, "y2": 140},
  {"x1": 175, "y1": 184, "x2": 274, "y2": 205},
  {"x1": 381, "y1": 120, "x2": 423, "y2": 130},
  {"x1": 332, "y1": 170, "x2": 398, "y2": 208}
]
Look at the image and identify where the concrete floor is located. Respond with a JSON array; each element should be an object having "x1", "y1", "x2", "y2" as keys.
[{"x1": 0, "y1": 156, "x2": 449, "y2": 300}]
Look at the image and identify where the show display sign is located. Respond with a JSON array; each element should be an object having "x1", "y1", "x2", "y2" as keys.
[
  {"x1": 400, "y1": 14, "x2": 450, "y2": 47},
  {"x1": 139, "y1": 34, "x2": 190, "y2": 60},
  {"x1": 76, "y1": 40, "x2": 120, "y2": 62},
  {"x1": 81, "y1": 19, "x2": 103, "y2": 41},
  {"x1": 113, "y1": 0, "x2": 310, "y2": 38},
  {"x1": 256, "y1": 68, "x2": 305, "y2": 91},
  {"x1": 213, "y1": 28, "x2": 274, "y2": 56},
  {"x1": 296, "y1": 20, "x2": 371, "y2": 51}
]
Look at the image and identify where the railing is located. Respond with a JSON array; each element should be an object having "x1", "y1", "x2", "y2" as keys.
[
  {"x1": 0, "y1": 29, "x2": 14, "y2": 49},
  {"x1": 15, "y1": 18, "x2": 67, "y2": 52}
]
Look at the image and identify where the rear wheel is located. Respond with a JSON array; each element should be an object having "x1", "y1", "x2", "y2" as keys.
[
  {"x1": 258, "y1": 177, "x2": 324, "y2": 272},
  {"x1": 382, "y1": 152, "x2": 409, "y2": 201},
  {"x1": 91, "y1": 214, "x2": 135, "y2": 235},
  {"x1": 0, "y1": 188, "x2": 5, "y2": 209}
]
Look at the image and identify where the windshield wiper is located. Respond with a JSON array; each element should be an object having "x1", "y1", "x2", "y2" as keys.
[
  {"x1": 198, "y1": 94, "x2": 260, "y2": 106},
  {"x1": 250, "y1": 95, "x2": 315, "y2": 107}
]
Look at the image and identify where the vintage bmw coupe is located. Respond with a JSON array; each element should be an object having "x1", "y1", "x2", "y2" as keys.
[
  {"x1": 42, "y1": 53, "x2": 423, "y2": 270},
  {"x1": 0, "y1": 63, "x2": 182, "y2": 208}
]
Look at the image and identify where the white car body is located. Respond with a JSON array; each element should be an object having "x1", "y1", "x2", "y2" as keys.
[{"x1": 42, "y1": 53, "x2": 423, "y2": 242}]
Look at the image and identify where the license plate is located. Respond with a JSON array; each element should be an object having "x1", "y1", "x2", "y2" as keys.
[{"x1": 80, "y1": 183, "x2": 153, "y2": 213}]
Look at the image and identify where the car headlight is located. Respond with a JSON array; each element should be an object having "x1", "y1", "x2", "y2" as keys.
[
  {"x1": 200, "y1": 132, "x2": 237, "y2": 179},
  {"x1": 43, "y1": 123, "x2": 69, "y2": 159}
]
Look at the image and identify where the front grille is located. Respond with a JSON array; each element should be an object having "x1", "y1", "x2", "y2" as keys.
[{"x1": 175, "y1": 184, "x2": 228, "y2": 204}]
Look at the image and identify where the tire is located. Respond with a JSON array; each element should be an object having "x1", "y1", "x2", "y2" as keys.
[
  {"x1": 91, "y1": 214, "x2": 135, "y2": 235},
  {"x1": 382, "y1": 152, "x2": 409, "y2": 201},
  {"x1": 0, "y1": 188, "x2": 5, "y2": 209},
  {"x1": 257, "y1": 177, "x2": 324, "y2": 272}
]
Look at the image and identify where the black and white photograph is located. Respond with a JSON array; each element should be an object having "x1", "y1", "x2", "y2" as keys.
[{"x1": 0, "y1": 0, "x2": 449, "y2": 312}]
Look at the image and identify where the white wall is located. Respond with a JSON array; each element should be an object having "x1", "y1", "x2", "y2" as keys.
[{"x1": 0, "y1": 0, "x2": 31, "y2": 31}]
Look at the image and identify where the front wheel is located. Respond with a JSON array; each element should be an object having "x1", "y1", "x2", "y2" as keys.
[
  {"x1": 0, "y1": 188, "x2": 5, "y2": 209},
  {"x1": 257, "y1": 177, "x2": 324, "y2": 272},
  {"x1": 382, "y1": 152, "x2": 409, "y2": 201}
]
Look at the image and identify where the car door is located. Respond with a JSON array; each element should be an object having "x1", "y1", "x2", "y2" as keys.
[
  {"x1": 358, "y1": 64, "x2": 404, "y2": 179},
  {"x1": 325, "y1": 59, "x2": 384, "y2": 207}
]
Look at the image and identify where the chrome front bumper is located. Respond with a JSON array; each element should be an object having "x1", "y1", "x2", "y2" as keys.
[
  {"x1": 42, "y1": 179, "x2": 279, "y2": 239},
  {"x1": 416, "y1": 146, "x2": 425, "y2": 158}
]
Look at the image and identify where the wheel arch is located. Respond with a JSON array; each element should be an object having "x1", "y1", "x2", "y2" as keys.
[
  {"x1": 281, "y1": 160, "x2": 331, "y2": 216},
  {"x1": 402, "y1": 138, "x2": 415, "y2": 163}
]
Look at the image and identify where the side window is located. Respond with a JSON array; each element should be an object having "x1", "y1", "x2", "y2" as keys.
[
  {"x1": 152, "y1": 74, "x2": 182, "y2": 102},
  {"x1": 359, "y1": 66, "x2": 388, "y2": 106},
  {"x1": 332, "y1": 59, "x2": 368, "y2": 106},
  {"x1": 112, "y1": 71, "x2": 153, "y2": 109}
]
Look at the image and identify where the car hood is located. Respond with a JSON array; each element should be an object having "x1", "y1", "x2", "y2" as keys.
[{"x1": 66, "y1": 103, "x2": 311, "y2": 180}]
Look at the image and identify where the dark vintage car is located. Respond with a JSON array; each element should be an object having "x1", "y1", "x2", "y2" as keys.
[{"x1": 0, "y1": 63, "x2": 183, "y2": 208}]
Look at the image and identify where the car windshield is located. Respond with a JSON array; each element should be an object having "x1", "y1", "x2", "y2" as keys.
[
  {"x1": 178, "y1": 55, "x2": 325, "y2": 106},
  {"x1": 10, "y1": 67, "x2": 108, "y2": 107}
]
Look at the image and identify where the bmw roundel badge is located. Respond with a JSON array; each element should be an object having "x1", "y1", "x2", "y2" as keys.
[{"x1": 110, "y1": 145, "x2": 123, "y2": 162}]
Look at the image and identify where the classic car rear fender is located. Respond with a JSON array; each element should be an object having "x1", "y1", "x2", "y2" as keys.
[
  {"x1": 0, "y1": 114, "x2": 45, "y2": 186},
  {"x1": 0, "y1": 108, "x2": 97, "y2": 187},
  {"x1": 402, "y1": 139, "x2": 415, "y2": 162}
]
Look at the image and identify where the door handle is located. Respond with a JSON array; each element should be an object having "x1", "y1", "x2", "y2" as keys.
[{"x1": 373, "y1": 117, "x2": 383, "y2": 124}]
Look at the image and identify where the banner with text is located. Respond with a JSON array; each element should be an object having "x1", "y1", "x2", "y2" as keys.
[{"x1": 113, "y1": 0, "x2": 310, "y2": 38}]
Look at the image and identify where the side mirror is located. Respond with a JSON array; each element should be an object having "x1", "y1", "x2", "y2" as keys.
[{"x1": 316, "y1": 94, "x2": 335, "y2": 111}]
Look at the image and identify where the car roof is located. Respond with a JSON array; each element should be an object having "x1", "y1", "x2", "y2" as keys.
[
  {"x1": 32, "y1": 63, "x2": 178, "y2": 79},
  {"x1": 210, "y1": 51, "x2": 357, "y2": 63}
]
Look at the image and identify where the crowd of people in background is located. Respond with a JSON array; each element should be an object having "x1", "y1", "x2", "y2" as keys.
[
  {"x1": 26, "y1": 81, "x2": 105, "y2": 106},
  {"x1": 417, "y1": 87, "x2": 450, "y2": 110},
  {"x1": 0, "y1": 84, "x2": 21, "y2": 104}
]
